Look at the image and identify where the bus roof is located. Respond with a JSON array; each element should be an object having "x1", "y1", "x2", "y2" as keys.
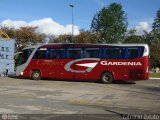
[{"x1": 23, "y1": 43, "x2": 149, "y2": 50}]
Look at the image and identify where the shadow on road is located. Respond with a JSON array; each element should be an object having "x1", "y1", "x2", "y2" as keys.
[
  {"x1": 9, "y1": 76, "x2": 137, "y2": 85},
  {"x1": 113, "y1": 80, "x2": 136, "y2": 84}
]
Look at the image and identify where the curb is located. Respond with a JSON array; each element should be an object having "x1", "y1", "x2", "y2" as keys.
[{"x1": 149, "y1": 77, "x2": 160, "y2": 80}]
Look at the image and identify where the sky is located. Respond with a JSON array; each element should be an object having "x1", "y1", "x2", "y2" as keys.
[{"x1": 0, "y1": 0, "x2": 160, "y2": 36}]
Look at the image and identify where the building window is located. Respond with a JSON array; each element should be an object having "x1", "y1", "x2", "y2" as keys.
[
  {"x1": 6, "y1": 47, "x2": 9, "y2": 52},
  {"x1": 1, "y1": 47, "x2": 4, "y2": 51},
  {"x1": 1, "y1": 54, "x2": 4, "y2": 59},
  {"x1": 6, "y1": 55, "x2": 8, "y2": 59}
]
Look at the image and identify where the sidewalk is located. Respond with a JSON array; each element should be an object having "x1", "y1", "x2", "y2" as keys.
[{"x1": 149, "y1": 77, "x2": 160, "y2": 80}]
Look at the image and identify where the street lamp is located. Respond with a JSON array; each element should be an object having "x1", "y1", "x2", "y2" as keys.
[{"x1": 69, "y1": 4, "x2": 74, "y2": 43}]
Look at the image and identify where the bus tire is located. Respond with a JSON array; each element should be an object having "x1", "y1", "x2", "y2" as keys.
[
  {"x1": 101, "y1": 72, "x2": 113, "y2": 84},
  {"x1": 31, "y1": 70, "x2": 41, "y2": 80}
]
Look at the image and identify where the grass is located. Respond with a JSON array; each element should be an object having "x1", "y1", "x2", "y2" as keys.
[{"x1": 149, "y1": 72, "x2": 160, "y2": 78}]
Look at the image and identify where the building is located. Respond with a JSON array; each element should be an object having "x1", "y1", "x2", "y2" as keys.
[{"x1": 0, "y1": 38, "x2": 15, "y2": 76}]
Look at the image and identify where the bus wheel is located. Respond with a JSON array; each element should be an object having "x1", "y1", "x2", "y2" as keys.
[
  {"x1": 101, "y1": 72, "x2": 113, "y2": 84},
  {"x1": 31, "y1": 70, "x2": 41, "y2": 80}
]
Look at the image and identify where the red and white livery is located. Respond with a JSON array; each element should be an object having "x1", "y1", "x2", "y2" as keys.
[{"x1": 16, "y1": 43, "x2": 149, "y2": 83}]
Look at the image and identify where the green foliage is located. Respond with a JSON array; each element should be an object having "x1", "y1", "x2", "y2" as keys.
[
  {"x1": 124, "y1": 29, "x2": 144, "y2": 43},
  {"x1": 75, "y1": 30, "x2": 100, "y2": 43},
  {"x1": 53, "y1": 34, "x2": 72, "y2": 43},
  {"x1": 91, "y1": 3, "x2": 128, "y2": 43},
  {"x1": 152, "y1": 8, "x2": 160, "y2": 31},
  {"x1": 53, "y1": 30, "x2": 100, "y2": 43},
  {"x1": 0, "y1": 26, "x2": 46, "y2": 52},
  {"x1": 149, "y1": 72, "x2": 160, "y2": 78},
  {"x1": 150, "y1": 8, "x2": 160, "y2": 68},
  {"x1": 124, "y1": 35, "x2": 143, "y2": 43},
  {"x1": 150, "y1": 41, "x2": 160, "y2": 68}
]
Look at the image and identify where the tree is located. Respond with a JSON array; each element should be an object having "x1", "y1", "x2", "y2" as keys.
[
  {"x1": 53, "y1": 34, "x2": 72, "y2": 43},
  {"x1": 150, "y1": 8, "x2": 160, "y2": 68},
  {"x1": 152, "y1": 8, "x2": 160, "y2": 31},
  {"x1": 15, "y1": 27, "x2": 46, "y2": 45},
  {"x1": 124, "y1": 29, "x2": 147, "y2": 43},
  {"x1": 124, "y1": 35, "x2": 143, "y2": 44},
  {"x1": 91, "y1": 3, "x2": 128, "y2": 43},
  {"x1": 0, "y1": 26, "x2": 46, "y2": 51},
  {"x1": 52, "y1": 30, "x2": 100, "y2": 43},
  {"x1": 0, "y1": 27, "x2": 16, "y2": 39},
  {"x1": 75, "y1": 30, "x2": 100, "y2": 43}
]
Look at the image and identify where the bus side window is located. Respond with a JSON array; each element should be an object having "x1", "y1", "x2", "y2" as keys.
[
  {"x1": 121, "y1": 48, "x2": 126, "y2": 58},
  {"x1": 34, "y1": 50, "x2": 46, "y2": 59},
  {"x1": 33, "y1": 47, "x2": 50, "y2": 59},
  {"x1": 104, "y1": 48, "x2": 122, "y2": 59},
  {"x1": 85, "y1": 48, "x2": 100, "y2": 58},
  {"x1": 126, "y1": 47, "x2": 144, "y2": 58},
  {"x1": 105, "y1": 48, "x2": 110, "y2": 58},
  {"x1": 127, "y1": 48, "x2": 139, "y2": 58},
  {"x1": 138, "y1": 47, "x2": 144, "y2": 57},
  {"x1": 50, "y1": 49, "x2": 64, "y2": 59},
  {"x1": 67, "y1": 49, "x2": 82, "y2": 59}
]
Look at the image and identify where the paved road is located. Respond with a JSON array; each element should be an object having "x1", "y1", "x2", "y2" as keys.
[{"x1": 0, "y1": 77, "x2": 159, "y2": 120}]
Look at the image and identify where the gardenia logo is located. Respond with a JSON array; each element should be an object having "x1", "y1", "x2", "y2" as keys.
[
  {"x1": 64, "y1": 58, "x2": 142, "y2": 73},
  {"x1": 101, "y1": 61, "x2": 142, "y2": 66}
]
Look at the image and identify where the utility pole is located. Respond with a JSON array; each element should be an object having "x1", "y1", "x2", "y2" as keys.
[{"x1": 69, "y1": 4, "x2": 74, "y2": 43}]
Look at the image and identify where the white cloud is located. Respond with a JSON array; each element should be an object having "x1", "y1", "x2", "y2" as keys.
[
  {"x1": 0, "y1": 18, "x2": 80, "y2": 36},
  {"x1": 134, "y1": 21, "x2": 152, "y2": 35},
  {"x1": 1, "y1": 19, "x2": 27, "y2": 29}
]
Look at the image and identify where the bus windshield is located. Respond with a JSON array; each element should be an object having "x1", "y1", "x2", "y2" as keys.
[{"x1": 17, "y1": 48, "x2": 34, "y2": 66}]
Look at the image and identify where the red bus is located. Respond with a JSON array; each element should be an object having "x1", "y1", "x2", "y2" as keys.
[{"x1": 16, "y1": 43, "x2": 149, "y2": 83}]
